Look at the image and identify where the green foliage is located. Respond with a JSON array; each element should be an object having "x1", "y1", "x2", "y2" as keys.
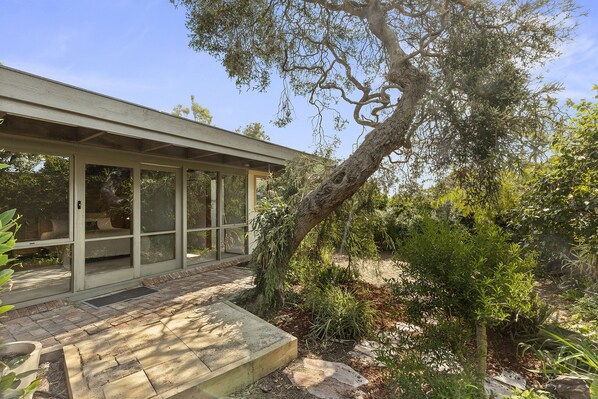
[
  {"x1": 0, "y1": 165, "x2": 40, "y2": 398},
  {"x1": 572, "y1": 294, "x2": 598, "y2": 324},
  {"x1": 250, "y1": 152, "x2": 387, "y2": 311},
  {"x1": 395, "y1": 217, "x2": 539, "y2": 329},
  {"x1": 424, "y1": 11, "x2": 559, "y2": 201},
  {"x1": 0, "y1": 151, "x2": 70, "y2": 242},
  {"x1": 250, "y1": 195, "x2": 295, "y2": 310},
  {"x1": 334, "y1": 180, "x2": 389, "y2": 264},
  {"x1": 378, "y1": 192, "x2": 432, "y2": 247},
  {"x1": 562, "y1": 242, "x2": 598, "y2": 288},
  {"x1": 512, "y1": 91, "x2": 598, "y2": 264},
  {"x1": 171, "y1": 94, "x2": 213, "y2": 124},
  {"x1": 249, "y1": 153, "x2": 333, "y2": 310},
  {"x1": 506, "y1": 389, "x2": 553, "y2": 399},
  {"x1": 376, "y1": 319, "x2": 483, "y2": 399},
  {"x1": 304, "y1": 285, "x2": 374, "y2": 341},
  {"x1": 236, "y1": 122, "x2": 270, "y2": 141},
  {"x1": 524, "y1": 327, "x2": 598, "y2": 390},
  {"x1": 0, "y1": 208, "x2": 17, "y2": 317}
]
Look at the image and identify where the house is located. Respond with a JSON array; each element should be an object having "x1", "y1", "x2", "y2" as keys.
[{"x1": 0, "y1": 66, "x2": 301, "y2": 308}]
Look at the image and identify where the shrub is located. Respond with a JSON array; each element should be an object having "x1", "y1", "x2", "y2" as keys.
[
  {"x1": 511, "y1": 92, "x2": 598, "y2": 265},
  {"x1": 304, "y1": 285, "x2": 375, "y2": 341},
  {"x1": 376, "y1": 319, "x2": 483, "y2": 399},
  {"x1": 249, "y1": 196, "x2": 295, "y2": 311},
  {"x1": 396, "y1": 217, "x2": 539, "y2": 332},
  {"x1": 391, "y1": 217, "x2": 540, "y2": 388}
]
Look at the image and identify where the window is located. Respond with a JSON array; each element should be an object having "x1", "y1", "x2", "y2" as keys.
[
  {"x1": 0, "y1": 150, "x2": 72, "y2": 302},
  {"x1": 222, "y1": 174, "x2": 248, "y2": 257},
  {"x1": 187, "y1": 170, "x2": 218, "y2": 266},
  {"x1": 0, "y1": 151, "x2": 70, "y2": 242}
]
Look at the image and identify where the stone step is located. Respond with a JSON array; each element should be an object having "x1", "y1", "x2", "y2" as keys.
[{"x1": 63, "y1": 301, "x2": 297, "y2": 399}]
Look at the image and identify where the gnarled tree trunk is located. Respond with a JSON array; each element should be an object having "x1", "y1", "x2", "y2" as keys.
[{"x1": 291, "y1": 76, "x2": 428, "y2": 252}]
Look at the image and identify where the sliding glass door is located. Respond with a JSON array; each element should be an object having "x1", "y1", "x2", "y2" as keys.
[
  {"x1": 83, "y1": 164, "x2": 134, "y2": 288},
  {"x1": 140, "y1": 167, "x2": 180, "y2": 275}
]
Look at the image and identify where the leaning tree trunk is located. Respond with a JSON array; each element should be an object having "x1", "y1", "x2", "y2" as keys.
[
  {"x1": 291, "y1": 77, "x2": 427, "y2": 252},
  {"x1": 251, "y1": 76, "x2": 428, "y2": 313},
  {"x1": 252, "y1": 1, "x2": 430, "y2": 312}
]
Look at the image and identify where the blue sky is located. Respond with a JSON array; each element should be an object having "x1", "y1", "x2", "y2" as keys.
[{"x1": 1, "y1": 0, "x2": 597, "y2": 158}]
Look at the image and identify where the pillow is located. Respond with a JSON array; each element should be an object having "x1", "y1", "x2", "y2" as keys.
[
  {"x1": 96, "y1": 217, "x2": 113, "y2": 230},
  {"x1": 51, "y1": 219, "x2": 69, "y2": 234}
]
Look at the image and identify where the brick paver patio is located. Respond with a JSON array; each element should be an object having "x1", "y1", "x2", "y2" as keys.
[{"x1": 1, "y1": 264, "x2": 254, "y2": 355}]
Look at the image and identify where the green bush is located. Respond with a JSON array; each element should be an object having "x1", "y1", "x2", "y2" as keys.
[
  {"x1": 396, "y1": 217, "x2": 539, "y2": 332},
  {"x1": 249, "y1": 196, "x2": 295, "y2": 311},
  {"x1": 381, "y1": 193, "x2": 432, "y2": 246},
  {"x1": 511, "y1": 92, "x2": 598, "y2": 265},
  {"x1": 376, "y1": 319, "x2": 483, "y2": 399},
  {"x1": 388, "y1": 217, "x2": 540, "y2": 390},
  {"x1": 304, "y1": 285, "x2": 374, "y2": 341}
]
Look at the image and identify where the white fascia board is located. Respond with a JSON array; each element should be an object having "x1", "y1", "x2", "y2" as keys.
[{"x1": 0, "y1": 66, "x2": 302, "y2": 165}]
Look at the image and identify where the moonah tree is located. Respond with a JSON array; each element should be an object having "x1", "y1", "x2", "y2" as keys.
[{"x1": 172, "y1": 0, "x2": 578, "y2": 307}]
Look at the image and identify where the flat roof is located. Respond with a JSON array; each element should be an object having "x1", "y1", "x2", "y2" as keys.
[{"x1": 0, "y1": 66, "x2": 303, "y2": 168}]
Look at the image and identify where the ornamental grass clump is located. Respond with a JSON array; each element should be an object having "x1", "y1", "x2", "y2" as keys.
[{"x1": 304, "y1": 285, "x2": 375, "y2": 341}]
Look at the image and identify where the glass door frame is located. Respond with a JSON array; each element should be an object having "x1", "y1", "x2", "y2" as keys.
[
  {"x1": 75, "y1": 157, "x2": 183, "y2": 290},
  {"x1": 139, "y1": 164, "x2": 181, "y2": 276},
  {"x1": 75, "y1": 156, "x2": 138, "y2": 290}
]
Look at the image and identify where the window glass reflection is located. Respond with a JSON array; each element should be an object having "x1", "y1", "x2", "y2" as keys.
[
  {"x1": 222, "y1": 227, "x2": 247, "y2": 258},
  {"x1": 141, "y1": 234, "x2": 176, "y2": 265},
  {"x1": 187, "y1": 230, "x2": 217, "y2": 265},
  {"x1": 85, "y1": 164, "x2": 132, "y2": 236},
  {"x1": 187, "y1": 170, "x2": 217, "y2": 229},
  {"x1": 6, "y1": 245, "x2": 72, "y2": 303},
  {"x1": 223, "y1": 175, "x2": 247, "y2": 225},
  {"x1": 141, "y1": 170, "x2": 176, "y2": 233},
  {"x1": 0, "y1": 151, "x2": 70, "y2": 242}
]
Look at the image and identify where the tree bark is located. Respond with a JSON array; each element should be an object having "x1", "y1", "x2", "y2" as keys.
[
  {"x1": 476, "y1": 320, "x2": 488, "y2": 396},
  {"x1": 291, "y1": 75, "x2": 427, "y2": 252}
]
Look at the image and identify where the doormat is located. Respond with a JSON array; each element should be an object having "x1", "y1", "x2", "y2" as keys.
[{"x1": 83, "y1": 286, "x2": 158, "y2": 308}]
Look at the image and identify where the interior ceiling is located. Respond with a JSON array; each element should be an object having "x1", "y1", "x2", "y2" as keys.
[{"x1": 0, "y1": 114, "x2": 279, "y2": 171}]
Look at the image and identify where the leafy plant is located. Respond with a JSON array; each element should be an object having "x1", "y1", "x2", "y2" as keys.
[
  {"x1": 563, "y1": 242, "x2": 598, "y2": 288},
  {"x1": 523, "y1": 326, "x2": 598, "y2": 397},
  {"x1": 392, "y1": 217, "x2": 540, "y2": 389},
  {"x1": 376, "y1": 319, "x2": 483, "y2": 399},
  {"x1": 304, "y1": 285, "x2": 374, "y2": 341},
  {"x1": 512, "y1": 91, "x2": 598, "y2": 265},
  {"x1": 506, "y1": 389, "x2": 553, "y2": 399},
  {"x1": 0, "y1": 208, "x2": 17, "y2": 317},
  {"x1": 249, "y1": 195, "x2": 295, "y2": 312},
  {"x1": 0, "y1": 163, "x2": 41, "y2": 399},
  {"x1": 573, "y1": 294, "x2": 598, "y2": 323}
]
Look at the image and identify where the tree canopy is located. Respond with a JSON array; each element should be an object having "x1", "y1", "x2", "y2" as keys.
[
  {"x1": 236, "y1": 122, "x2": 271, "y2": 141},
  {"x1": 171, "y1": 94, "x2": 213, "y2": 124},
  {"x1": 172, "y1": 0, "x2": 580, "y2": 307},
  {"x1": 513, "y1": 90, "x2": 598, "y2": 259}
]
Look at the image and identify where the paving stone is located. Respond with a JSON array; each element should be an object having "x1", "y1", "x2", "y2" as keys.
[
  {"x1": 125, "y1": 324, "x2": 191, "y2": 369},
  {"x1": 83, "y1": 357, "x2": 119, "y2": 378},
  {"x1": 288, "y1": 358, "x2": 368, "y2": 399},
  {"x1": 87, "y1": 360, "x2": 143, "y2": 389},
  {"x1": 303, "y1": 359, "x2": 369, "y2": 388},
  {"x1": 144, "y1": 351, "x2": 211, "y2": 393},
  {"x1": 102, "y1": 370, "x2": 157, "y2": 399}
]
